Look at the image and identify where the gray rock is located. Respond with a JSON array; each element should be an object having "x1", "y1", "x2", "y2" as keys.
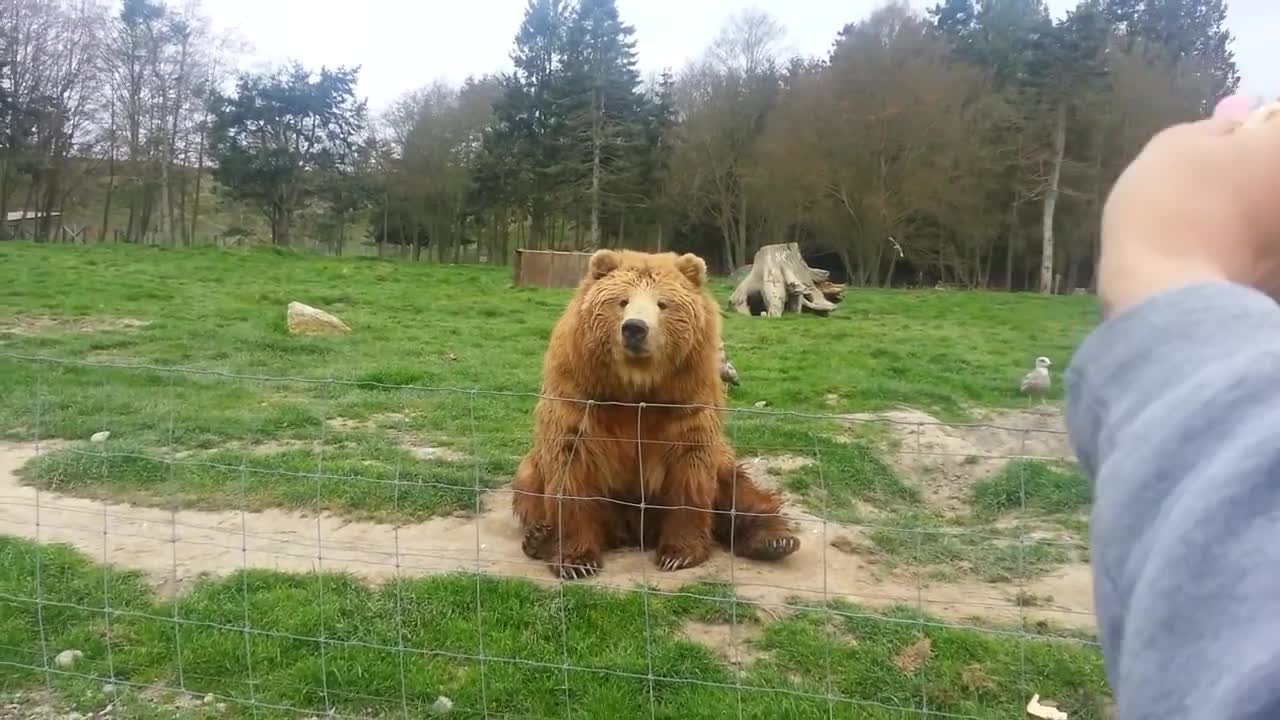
[
  {"x1": 89, "y1": 431, "x2": 110, "y2": 443},
  {"x1": 53, "y1": 650, "x2": 82, "y2": 669},
  {"x1": 432, "y1": 696, "x2": 454, "y2": 714}
]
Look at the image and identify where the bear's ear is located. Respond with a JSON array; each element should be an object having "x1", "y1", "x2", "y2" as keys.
[
  {"x1": 675, "y1": 253, "x2": 707, "y2": 287},
  {"x1": 588, "y1": 249, "x2": 621, "y2": 280}
]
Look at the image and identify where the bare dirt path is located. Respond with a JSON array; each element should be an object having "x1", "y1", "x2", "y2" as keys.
[{"x1": 0, "y1": 441, "x2": 1094, "y2": 631}]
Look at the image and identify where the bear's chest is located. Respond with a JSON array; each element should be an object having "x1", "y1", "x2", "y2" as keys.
[
  {"x1": 576, "y1": 405, "x2": 705, "y2": 477},
  {"x1": 581, "y1": 404, "x2": 696, "y2": 443}
]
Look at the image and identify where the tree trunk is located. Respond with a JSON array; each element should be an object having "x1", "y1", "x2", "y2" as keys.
[
  {"x1": 454, "y1": 213, "x2": 463, "y2": 263},
  {"x1": 1040, "y1": 101, "x2": 1067, "y2": 295},
  {"x1": 736, "y1": 190, "x2": 748, "y2": 270},
  {"x1": 277, "y1": 205, "x2": 293, "y2": 247},
  {"x1": 159, "y1": 155, "x2": 173, "y2": 244},
  {"x1": 190, "y1": 112, "x2": 207, "y2": 244},
  {"x1": 589, "y1": 92, "x2": 603, "y2": 250},
  {"x1": 20, "y1": 182, "x2": 37, "y2": 240},
  {"x1": 729, "y1": 243, "x2": 846, "y2": 318},
  {"x1": 719, "y1": 214, "x2": 735, "y2": 273}
]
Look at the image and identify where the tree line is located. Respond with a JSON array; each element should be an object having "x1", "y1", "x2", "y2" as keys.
[{"x1": 1, "y1": 0, "x2": 1238, "y2": 291}]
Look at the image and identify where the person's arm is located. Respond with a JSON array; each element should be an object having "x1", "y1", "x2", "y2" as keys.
[{"x1": 1067, "y1": 281, "x2": 1280, "y2": 719}]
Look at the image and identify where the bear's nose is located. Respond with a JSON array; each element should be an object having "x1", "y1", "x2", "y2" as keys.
[{"x1": 621, "y1": 318, "x2": 649, "y2": 344}]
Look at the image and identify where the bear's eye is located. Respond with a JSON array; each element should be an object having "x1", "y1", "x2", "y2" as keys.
[
  {"x1": 619, "y1": 299, "x2": 629, "y2": 308},
  {"x1": 657, "y1": 301, "x2": 669, "y2": 311}
]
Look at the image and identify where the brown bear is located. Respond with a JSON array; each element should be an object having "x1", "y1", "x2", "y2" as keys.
[{"x1": 512, "y1": 248, "x2": 800, "y2": 579}]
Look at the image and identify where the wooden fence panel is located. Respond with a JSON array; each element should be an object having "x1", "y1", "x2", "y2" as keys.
[{"x1": 512, "y1": 249, "x2": 593, "y2": 289}]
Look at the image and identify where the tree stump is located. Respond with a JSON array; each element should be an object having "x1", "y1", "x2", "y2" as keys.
[{"x1": 729, "y1": 243, "x2": 845, "y2": 317}]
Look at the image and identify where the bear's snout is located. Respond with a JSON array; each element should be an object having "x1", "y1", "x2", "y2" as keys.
[{"x1": 621, "y1": 318, "x2": 649, "y2": 352}]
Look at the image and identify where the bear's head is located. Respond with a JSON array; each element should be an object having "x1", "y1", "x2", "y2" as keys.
[{"x1": 573, "y1": 249, "x2": 718, "y2": 388}]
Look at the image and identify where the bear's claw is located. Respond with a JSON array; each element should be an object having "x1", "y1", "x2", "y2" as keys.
[
  {"x1": 556, "y1": 560, "x2": 600, "y2": 580},
  {"x1": 553, "y1": 553, "x2": 601, "y2": 580},
  {"x1": 747, "y1": 535, "x2": 801, "y2": 560},
  {"x1": 522, "y1": 523, "x2": 554, "y2": 560},
  {"x1": 657, "y1": 546, "x2": 710, "y2": 572}
]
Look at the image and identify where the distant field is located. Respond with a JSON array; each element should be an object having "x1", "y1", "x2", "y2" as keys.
[
  {"x1": 0, "y1": 242, "x2": 1095, "y2": 519},
  {"x1": 0, "y1": 243, "x2": 1107, "y2": 719},
  {"x1": 0, "y1": 241, "x2": 1093, "y2": 423}
]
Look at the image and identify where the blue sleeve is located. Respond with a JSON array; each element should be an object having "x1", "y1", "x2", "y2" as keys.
[{"x1": 1066, "y1": 282, "x2": 1280, "y2": 720}]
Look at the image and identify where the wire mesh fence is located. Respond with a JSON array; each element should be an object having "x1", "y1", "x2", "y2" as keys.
[{"x1": 0, "y1": 352, "x2": 1101, "y2": 719}]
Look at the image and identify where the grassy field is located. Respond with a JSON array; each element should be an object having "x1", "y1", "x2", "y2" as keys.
[
  {"x1": 0, "y1": 537, "x2": 1109, "y2": 719},
  {"x1": 0, "y1": 242, "x2": 1107, "y2": 718},
  {"x1": 0, "y1": 242, "x2": 1094, "y2": 514}
]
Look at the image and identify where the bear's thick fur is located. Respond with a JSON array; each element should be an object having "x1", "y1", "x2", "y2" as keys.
[{"x1": 513, "y1": 249, "x2": 800, "y2": 579}]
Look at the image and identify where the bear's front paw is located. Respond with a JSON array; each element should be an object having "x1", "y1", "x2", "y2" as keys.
[
  {"x1": 522, "y1": 523, "x2": 554, "y2": 560},
  {"x1": 744, "y1": 533, "x2": 800, "y2": 561},
  {"x1": 552, "y1": 551, "x2": 602, "y2": 580},
  {"x1": 656, "y1": 543, "x2": 711, "y2": 572}
]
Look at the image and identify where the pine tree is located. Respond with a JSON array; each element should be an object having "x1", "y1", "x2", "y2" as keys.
[
  {"x1": 639, "y1": 69, "x2": 678, "y2": 250},
  {"x1": 498, "y1": 0, "x2": 572, "y2": 247},
  {"x1": 1023, "y1": 0, "x2": 1109, "y2": 293},
  {"x1": 928, "y1": 0, "x2": 977, "y2": 47},
  {"x1": 1136, "y1": 0, "x2": 1233, "y2": 101},
  {"x1": 558, "y1": 0, "x2": 646, "y2": 249}
]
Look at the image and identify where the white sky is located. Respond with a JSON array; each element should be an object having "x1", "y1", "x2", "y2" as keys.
[{"x1": 204, "y1": 0, "x2": 1276, "y2": 113}]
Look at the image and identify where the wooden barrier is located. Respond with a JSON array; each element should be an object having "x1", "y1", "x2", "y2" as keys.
[{"x1": 512, "y1": 249, "x2": 594, "y2": 289}]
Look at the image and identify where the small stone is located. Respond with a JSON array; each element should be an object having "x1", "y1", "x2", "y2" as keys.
[
  {"x1": 89, "y1": 431, "x2": 110, "y2": 443},
  {"x1": 54, "y1": 649, "x2": 82, "y2": 668},
  {"x1": 753, "y1": 401, "x2": 769, "y2": 408},
  {"x1": 432, "y1": 695, "x2": 453, "y2": 714},
  {"x1": 202, "y1": 694, "x2": 215, "y2": 705},
  {"x1": 101, "y1": 683, "x2": 117, "y2": 695}
]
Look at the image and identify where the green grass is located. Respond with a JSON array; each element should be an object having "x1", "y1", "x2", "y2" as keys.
[
  {"x1": 16, "y1": 436, "x2": 513, "y2": 521},
  {"x1": 0, "y1": 537, "x2": 1111, "y2": 719},
  {"x1": 971, "y1": 460, "x2": 1092, "y2": 519},
  {"x1": 778, "y1": 438, "x2": 922, "y2": 518},
  {"x1": 866, "y1": 513, "x2": 1074, "y2": 583}
]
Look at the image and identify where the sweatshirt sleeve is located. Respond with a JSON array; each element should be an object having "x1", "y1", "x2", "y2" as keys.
[{"x1": 1066, "y1": 282, "x2": 1280, "y2": 720}]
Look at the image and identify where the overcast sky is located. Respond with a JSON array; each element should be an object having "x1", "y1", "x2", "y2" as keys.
[{"x1": 203, "y1": 0, "x2": 1277, "y2": 114}]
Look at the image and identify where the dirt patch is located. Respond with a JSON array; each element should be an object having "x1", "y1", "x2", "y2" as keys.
[
  {"x1": 323, "y1": 415, "x2": 467, "y2": 463},
  {"x1": 680, "y1": 621, "x2": 765, "y2": 668},
  {"x1": 407, "y1": 445, "x2": 467, "y2": 462},
  {"x1": 1, "y1": 316, "x2": 150, "y2": 337},
  {"x1": 840, "y1": 408, "x2": 1073, "y2": 514},
  {"x1": 739, "y1": 454, "x2": 811, "y2": 495},
  {"x1": 324, "y1": 416, "x2": 366, "y2": 432},
  {"x1": 893, "y1": 637, "x2": 932, "y2": 674},
  {"x1": 960, "y1": 664, "x2": 996, "y2": 692},
  {"x1": 0, "y1": 441, "x2": 1095, "y2": 630}
]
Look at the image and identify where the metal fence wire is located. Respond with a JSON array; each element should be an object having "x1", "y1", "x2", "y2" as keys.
[{"x1": 0, "y1": 352, "x2": 1097, "y2": 719}]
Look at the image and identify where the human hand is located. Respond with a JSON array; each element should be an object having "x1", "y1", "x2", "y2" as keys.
[{"x1": 1098, "y1": 95, "x2": 1280, "y2": 319}]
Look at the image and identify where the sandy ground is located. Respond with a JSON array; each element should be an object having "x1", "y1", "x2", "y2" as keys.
[
  {"x1": 0, "y1": 438, "x2": 1094, "y2": 631},
  {"x1": 841, "y1": 407, "x2": 1074, "y2": 514}
]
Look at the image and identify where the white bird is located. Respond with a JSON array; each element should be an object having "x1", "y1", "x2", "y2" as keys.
[
  {"x1": 719, "y1": 342, "x2": 740, "y2": 387},
  {"x1": 1020, "y1": 356, "x2": 1052, "y2": 405}
]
